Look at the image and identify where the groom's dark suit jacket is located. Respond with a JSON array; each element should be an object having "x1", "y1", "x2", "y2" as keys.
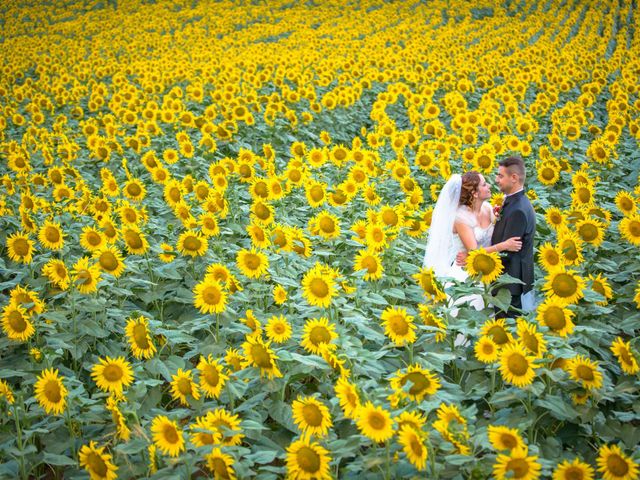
[{"x1": 491, "y1": 190, "x2": 536, "y2": 296}]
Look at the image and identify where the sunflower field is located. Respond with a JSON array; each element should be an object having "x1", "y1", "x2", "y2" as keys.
[{"x1": 1, "y1": 0, "x2": 640, "y2": 478}]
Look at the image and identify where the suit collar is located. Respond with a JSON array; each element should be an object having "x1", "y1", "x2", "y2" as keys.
[{"x1": 503, "y1": 189, "x2": 524, "y2": 207}]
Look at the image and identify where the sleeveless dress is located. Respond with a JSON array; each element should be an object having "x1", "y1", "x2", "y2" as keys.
[{"x1": 444, "y1": 202, "x2": 495, "y2": 311}]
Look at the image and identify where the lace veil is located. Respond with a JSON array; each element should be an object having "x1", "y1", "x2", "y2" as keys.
[{"x1": 422, "y1": 174, "x2": 462, "y2": 277}]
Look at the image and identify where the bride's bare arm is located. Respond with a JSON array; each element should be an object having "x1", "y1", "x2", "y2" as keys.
[
  {"x1": 454, "y1": 222, "x2": 522, "y2": 266},
  {"x1": 454, "y1": 222, "x2": 478, "y2": 251}
]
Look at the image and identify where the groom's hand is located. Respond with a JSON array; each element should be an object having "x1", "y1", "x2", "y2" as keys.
[{"x1": 456, "y1": 251, "x2": 468, "y2": 266}]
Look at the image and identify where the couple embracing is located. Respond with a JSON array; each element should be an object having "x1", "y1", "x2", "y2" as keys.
[{"x1": 423, "y1": 156, "x2": 536, "y2": 318}]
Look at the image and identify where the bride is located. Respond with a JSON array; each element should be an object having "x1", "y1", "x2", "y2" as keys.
[{"x1": 423, "y1": 171, "x2": 522, "y2": 310}]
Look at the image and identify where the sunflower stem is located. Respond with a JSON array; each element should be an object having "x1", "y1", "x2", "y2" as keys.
[
  {"x1": 70, "y1": 290, "x2": 78, "y2": 372},
  {"x1": 64, "y1": 405, "x2": 78, "y2": 458},
  {"x1": 427, "y1": 436, "x2": 438, "y2": 479},
  {"x1": 384, "y1": 441, "x2": 391, "y2": 480},
  {"x1": 13, "y1": 401, "x2": 27, "y2": 480}
]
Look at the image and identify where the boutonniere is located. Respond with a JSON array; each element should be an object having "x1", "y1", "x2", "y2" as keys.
[{"x1": 493, "y1": 204, "x2": 502, "y2": 223}]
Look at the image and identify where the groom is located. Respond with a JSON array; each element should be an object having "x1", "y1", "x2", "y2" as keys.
[{"x1": 458, "y1": 156, "x2": 536, "y2": 318}]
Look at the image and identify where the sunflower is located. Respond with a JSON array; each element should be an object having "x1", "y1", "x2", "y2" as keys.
[
  {"x1": 190, "y1": 414, "x2": 221, "y2": 447},
  {"x1": 466, "y1": 248, "x2": 504, "y2": 283},
  {"x1": 537, "y1": 242, "x2": 564, "y2": 272},
  {"x1": 2, "y1": 304, "x2": 35, "y2": 342},
  {"x1": 301, "y1": 317, "x2": 337, "y2": 355},
  {"x1": 242, "y1": 336, "x2": 282, "y2": 379},
  {"x1": 516, "y1": 319, "x2": 547, "y2": 358},
  {"x1": 197, "y1": 355, "x2": 229, "y2": 398},
  {"x1": 206, "y1": 448, "x2": 237, "y2": 480},
  {"x1": 71, "y1": 257, "x2": 102, "y2": 294},
  {"x1": 301, "y1": 263, "x2": 337, "y2": 308},
  {"x1": 176, "y1": 229, "x2": 208, "y2": 257},
  {"x1": 124, "y1": 316, "x2": 156, "y2": 359},
  {"x1": 553, "y1": 458, "x2": 595, "y2": 480},
  {"x1": 335, "y1": 377, "x2": 360, "y2": 419},
  {"x1": 380, "y1": 306, "x2": 416, "y2": 346},
  {"x1": 265, "y1": 315, "x2": 292, "y2": 343},
  {"x1": 9, "y1": 285, "x2": 44, "y2": 315},
  {"x1": 224, "y1": 348, "x2": 243, "y2": 372},
  {"x1": 493, "y1": 446, "x2": 541, "y2": 480},
  {"x1": 123, "y1": 178, "x2": 146, "y2": 202},
  {"x1": 610, "y1": 337, "x2": 640, "y2": 375},
  {"x1": 417, "y1": 304, "x2": 447, "y2": 342},
  {"x1": 206, "y1": 408, "x2": 244, "y2": 446},
  {"x1": 246, "y1": 222, "x2": 270, "y2": 249},
  {"x1": 537, "y1": 162, "x2": 560, "y2": 185},
  {"x1": 273, "y1": 285, "x2": 288, "y2": 305},
  {"x1": 576, "y1": 218, "x2": 605, "y2": 246},
  {"x1": 121, "y1": 225, "x2": 149, "y2": 255},
  {"x1": 412, "y1": 267, "x2": 447, "y2": 302},
  {"x1": 309, "y1": 210, "x2": 341, "y2": 239},
  {"x1": 395, "y1": 410, "x2": 427, "y2": 434},
  {"x1": 557, "y1": 230, "x2": 584, "y2": 266},
  {"x1": 80, "y1": 226, "x2": 106, "y2": 252},
  {"x1": 292, "y1": 396, "x2": 333, "y2": 437},
  {"x1": 487, "y1": 425, "x2": 526, "y2": 451},
  {"x1": 499, "y1": 343, "x2": 538, "y2": 387},
  {"x1": 587, "y1": 274, "x2": 613, "y2": 306},
  {"x1": 93, "y1": 246, "x2": 126, "y2": 278},
  {"x1": 365, "y1": 222, "x2": 388, "y2": 250},
  {"x1": 158, "y1": 243, "x2": 176, "y2": 263},
  {"x1": 100, "y1": 217, "x2": 119, "y2": 244},
  {"x1": 397, "y1": 425, "x2": 428, "y2": 470},
  {"x1": 536, "y1": 298, "x2": 575, "y2": 336},
  {"x1": 118, "y1": 203, "x2": 146, "y2": 226},
  {"x1": 151, "y1": 415, "x2": 185, "y2": 457},
  {"x1": 91, "y1": 356, "x2": 134, "y2": 394},
  {"x1": 193, "y1": 278, "x2": 228, "y2": 314},
  {"x1": 356, "y1": 402, "x2": 394, "y2": 443},
  {"x1": 240, "y1": 309, "x2": 261, "y2": 336},
  {"x1": 480, "y1": 318, "x2": 514, "y2": 346},
  {"x1": 7, "y1": 231, "x2": 35, "y2": 263},
  {"x1": 597, "y1": 444, "x2": 639, "y2": 480},
  {"x1": 236, "y1": 248, "x2": 269, "y2": 279},
  {"x1": 475, "y1": 336, "x2": 500, "y2": 363},
  {"x1": 432, "y1": 403, "x2": 469, "y2": 453},
  {"x1": 286, "y1": 438, "x2": 332, "y2": 480},
  {"x1": 251, "y1": 200, "x2": 274, "y2": 225},
  {"x1": 305, "y1": 181, "x2": 328, "y2": 207},
  {"x1": 615, "y1": 191, "x2": 637, "y2": 216},
  {"x1": 38, "y1": 220, "x2": 65, "y2": 250},
  {"x1": 0, "y1": 380, "x2": 14, "y2": 405},
  {"x1": 78, "y1": 441, "x2": 118, "y2": 480},
  {"x1": 545, "y1": 207, "x2": 566, "y2": 231},
  {"x1": 106, "y1": 395, "x2": 130, "y2": 441},
  {"x1": 567, "y1": 355, "x2": 603, "y2": 390},
  {"x1": 543, "y1": 268, "x2": 585, "y2": 306},
  {"x1": 34, "y1": 368, "x2": 67, "y2": 415},
  {"x1": 353, "y1": 249, "x2": 384, "y2": 281},
  {"x1": 200, "y1": 212, "x2": 221, "y2": 237},
  {"x1": 390, "y1": 364, "x2": 440, "y2": 402},
  {"x1": 170, "y1": 368, "x2": 201, "y2": 405},
  {"x1": 619, "y1": 215, "x2": 640, "y2": 246},
  {"x1": 571, "y1": 184, "x2": 595, "y2": 209}
]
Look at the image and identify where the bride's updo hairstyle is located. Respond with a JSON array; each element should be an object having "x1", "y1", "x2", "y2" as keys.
[{"x1": 459, "y1": 171, "x2": 481, "y2": 207}]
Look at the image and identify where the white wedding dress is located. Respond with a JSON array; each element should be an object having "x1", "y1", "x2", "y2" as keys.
[{"x1": 444, "y1": 203, "x2": 495, "y2": 283}]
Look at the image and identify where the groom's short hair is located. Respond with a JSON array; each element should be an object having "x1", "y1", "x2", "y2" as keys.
[{"x1": 499, "y1": 156, "x2": 526, "y2": 184}]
